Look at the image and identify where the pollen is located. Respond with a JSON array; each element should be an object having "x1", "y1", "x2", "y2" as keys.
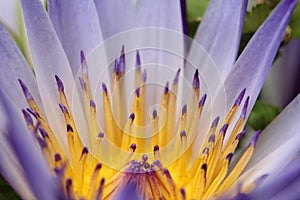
[{"x1": 19, "y1": 48, "x2": 262, "y2": 200}]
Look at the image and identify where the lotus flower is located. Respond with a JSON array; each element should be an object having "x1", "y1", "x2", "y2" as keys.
[{"x1": 0, "y1": 0, "x2": 299, "y2": 199}]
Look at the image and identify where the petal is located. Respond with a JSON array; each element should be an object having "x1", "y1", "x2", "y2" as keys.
[
  {"x1": 249, "y1": 157, "x2": 300, "y2": 200},
  {"x1": 237, "y1": 94, "x2": 300, "y2": 186},
  {"x1": 20, "y1": 0, "x2": 89, "y2": 150},
  {"x1": 261, "y1": 39, "x2": 300, "y2": 108},
  {"x1": 222, "y1": 0, "x2": 297, "y2": 114},
  {"x1": 0, "y1": 0, "x2": 20, "y2": 35},
  {"x1": 187, "y1": 0, "x2": 247, "y2": 79},
  {"x1": 94, "y1": 0, "x2": 183, "y2": 39},
  {"x1": 0, "y1": 102, "x2": 34, "y2": 199},
  {"x1": 0, "y1": 24, "x2": 42, "y2": 109},
  {"x1": 0, "y1": 90, "x2": 62, "y2": 200},
  {"x1": 48, "y1": 0, "x2": 103, "y2": 75}
]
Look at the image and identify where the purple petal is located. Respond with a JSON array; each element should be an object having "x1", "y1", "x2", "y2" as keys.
[
  {"x1": 223, "y1": 0, "x2": 297, "y2": 115},
  {"x1": 94, "y1": 0, "x2": 183, "y2": 39},
  {"x1": 20, "y1": 0, "x2": 89, "y2": 149},
  {"x1": 0, "y1": 90, "x2": 62, "y2": 200},
  {"x1": 188, "y1": 0, "x2": 247, "y2": 79},
  {"x1": 0, "y1": 24, "x2": 42, "y2": 109},
  {"x1": 48, "y1": 0, "x2": 103, "y2": 75},
  {"x1": 249, "y1": 157, "x2": 300, "y2": 200},
  {"x1": 237, "y1": 94, "x2": 300, "y2": 189}
]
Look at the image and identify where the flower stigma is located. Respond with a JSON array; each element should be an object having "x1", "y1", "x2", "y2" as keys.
[{"x1": 18, "y1": 47, "x2": 262, "y2": 200}]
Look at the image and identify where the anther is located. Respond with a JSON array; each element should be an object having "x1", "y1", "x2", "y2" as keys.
[
  {"x1": 98, "y1": 132, "x2": 104, "y2": 138},
  {"x1": 18, "y1": 79, "x2": 33, "y2": 100},
  {"x1": 152, "y1": 110, "x2": 158, "y2": 119},
  {"x1": 59, "y1": 103, "x2": 68, "y2": 113},
  {"x1": 236, "y1": 130, "x2": 247, "y2": 140},
  {"x1": 129, "y1": 113, "x2": 135, "y2": 121},
  {"x1": 173, "y1": 68, "x2": 181, "y2": 85},
  {"x1": 220, "y1": 123, "x2": 229, "y2": 135},
  {"x1": 154, "y1": 145, "x2": 159, "y2": 152},
  {"x1": 250, "y1": 130, "x2": 262, "y2": 147},
  {"x1": 22, "y1": 109, "x2": 33, "y2": 125},
  {"x1": 130, "y1": 143, "x2": 137, "y2": 152},
  {"x1": 211, "y1": 116, "x2": 220, "y2": 128},
  {"x1": 241, "y1": 96, "x2": 250, "y2": 119},
  {"x1": 55, "y1": 75, "x2": 64, "y2": 92},
  {"x1": 182, "y1": 104, "x2": 187, "y2": 116},
  {"x1": 193, "y1": 69, "x2": 200, "y2": 90},
  {"x1": 26, "y1": 108, "x2": 39, "y2": 119},
  {"x1": 90, "y1": 99, "x2": 96, "y2": 109},
  {"x1": 102, "y1": 82, "x2": 107, "y2": 93},
  {"x1": 164, "y1": 82, "x2": 169, "y2": 94},
  {"x1": 80, "y1": 50, "x2": 88, "y2": 75},
  {"x1": 198, "y1": 94, "x2": 207, "y2": 107},
  {"x1": 136, "y1": 50, "x2": 141, "y2": 68},
  {"x1": 234, "y1": 88, "x2": 246, "y2": 106},
  {"x1": 66, "y1": 124, "x2": 74, "y2": 133},
  {"x1": 55, "y1": 153, "x2": 62, "y2": 162}
]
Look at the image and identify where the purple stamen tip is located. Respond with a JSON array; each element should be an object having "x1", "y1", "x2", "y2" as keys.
[
  {"x1": 102, "y1": 82, "x2": 107, "y2": 93},
  {"x1": 26, "y1": 108, "x2": 39, "y2": 119},
  {"x1": 142, "y1": 154, "x2": 148, "y2": 161},
  {"x1": 226, "y1": 153, "x2": 233, "y2": 163},
  {"x1": 39, "y1": 128, "x2": 48, "y2": 138},
  {"x1": 59, "y1": 103, "x2": 68, "y2": 113},
  {"x1": 234, "y1": 88, "x2": 246, "y2": 106},
  {"x1": 142, "y1": 69, "x2": 147, "y2": 82},
  {"x1": 90, "y1": 99, "x2": 96, "y2": 108},
  {"x1": 22, "y1": 109, "x2": 33, "y2": 125},
  {"x1": 66, "y1": 124, "x2": 73, "y2": 132},
  {"x1": 209, "y1": 134, "x2": 215, "y2": 143},
  {"x1": 201, "y1": 163, "x2": 207, "y2": 171},
  {"x1": 180, "y1": 130, "x2": 187, "y2": 137},
  {"x1": 95, "y1": 163, "x2": 102, "y2": 171},
  {"x1": 152, "y1": 110, "x2": 158, "y2": 119},
  {"x1": 114, "y1": 59, "x2": 119, "y2": 74},
  {"x1": 135, "y1": 87, "x2": 140, "y2": 97},
  {"x1": 241, "y1": 96, "x2": 250, "y2": 119},
  {"x1": 100, "y1": 178, "x2": 105, "y2": 185},
  {"x1": 220, "y1": 123, "x2": 229, "y2": 135},
  {"x1": 80, "y1": 50, "x2": 88, "y2": 74},
  {"x1": 55, "y1": 153, "x2": 61, "y2": 162},
  {"x1": 66, "y1": 178, "x2": 72, "y2": 188},
  {"x1": 129, "y1": 113, "x2": 135, "y2": 121},
  {"x1": 193, "y1": 69, "x2": 200, "y2": 89},
  {"x1": 136, "y1": 50, "x2": 141, "y2": 68},
  {"x1": 18, "y1": 79, "x2": 33, "y2": 100},
  {"x1": 130, "y1": 143, "x2": 137, "y2": 152},
  {"x1": 164, "y1": 82, "x2": 169, "y2": 94},
  {"x1": 180, "y1": 188, "x2": 186, "y2": 199},
  {"x1": 79, "y1": 77, "x2": 86, "y2": 91},
  {"x1": 211, "y1": 116, "x2": 220, "y2": 128},
  {"x1": 173, "y1": 68, "x2": 181, "y2": 84},
  {"x1": 198, "y1": 94, "x2": 207, "y2": 107},
  {"x1": 164, "y1": 169, "x2": 171, "y2": 178},
  {"x1": 154, "y1": 145, "x2": 159, "y2": 151},
  {"x1": 82, "y1": 147, "x2": 88, "y2": 155},
  {"x1": 55, "y1": 75, "x2": 64, "y2": 92},
  {"x1": 182, "y1": 104, "x2": 187, "y2": 115},
  {"x1": 119, "y1": 46, "x2": 126, "y2": 74},
  {"x1": 98, "y1": 132, "x2": 104, "y2": 138},
  {"x1": 236, "y1": 130, "x2": 247, "y2": 140},
  {"x1": 251, "y1": 130, "x2": 262, "y2": 147}
]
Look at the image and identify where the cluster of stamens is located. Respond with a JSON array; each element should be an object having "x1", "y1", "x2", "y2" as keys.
[{"x1": 17, "y1": 47, "x2": 262, "y2": 200}]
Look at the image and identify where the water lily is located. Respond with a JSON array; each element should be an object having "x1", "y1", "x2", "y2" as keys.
[{"x1": 0, "y1": 0, "x2": 299, "y2": 200}]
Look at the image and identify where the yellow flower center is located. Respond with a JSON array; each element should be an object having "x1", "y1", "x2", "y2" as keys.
[{"x1": 19, "y1": 49, "x2": 261, "y2": 200}]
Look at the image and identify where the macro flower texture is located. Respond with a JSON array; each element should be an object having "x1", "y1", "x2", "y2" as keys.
[{"x1": 0, "y1": 0, "x2": 300, "y2": 199}]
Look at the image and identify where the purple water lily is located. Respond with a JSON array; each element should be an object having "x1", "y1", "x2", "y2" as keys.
[{"x1": 0, "y1": 0, "x2": 299, "y2": 199}]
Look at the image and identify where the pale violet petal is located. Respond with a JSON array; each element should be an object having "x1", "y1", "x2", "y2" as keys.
[
  {"x1": 237, "y1": 94, "x2": 300, "y2": 186},
  {"x1": 94, "y1": 0, "x2": 183, "y2": 39},
  {"x1": 21, "y1": 0, "x2": 89, "y2": 151},
  {"x1": 0, "y1": 23, "x2": 42, "y2": 110},
  {"x1": 0, "y1": 90, "x2": 62, "y2": 200},
  {"x1": 222, "y1": 0, "x2": 297, "y2": 115},
  {"x1": 0, "y1": 101, "x2": 34, "y2": 199},
  {"x1": 48, "y1": 0, "x2": 103, "y2": 76},
  {"x1": 188, "y1": 0, "x2": 247, "y2": 79}
]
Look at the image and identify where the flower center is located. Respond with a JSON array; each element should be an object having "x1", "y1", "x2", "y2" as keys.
[{"x1": 18, "y1": 48, "x2": 261, "y2": 199}]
